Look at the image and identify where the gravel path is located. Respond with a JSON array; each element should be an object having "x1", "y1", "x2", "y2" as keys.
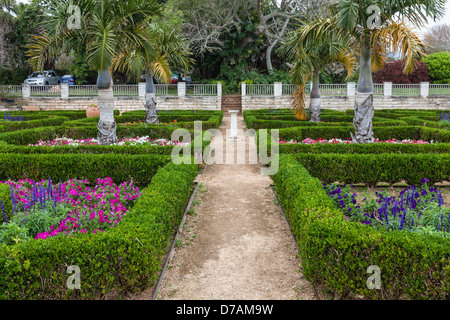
[{"x1": 142, "y1": 116, "x2": 316, "y2": 300}]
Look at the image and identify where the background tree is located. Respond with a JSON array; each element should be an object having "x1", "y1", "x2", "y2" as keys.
[
  {"x1": 282, "y1": 12, "x2": 356, "y2": 121},
  {"x1": 113, "y1": 22, "x2": 193, "y2": 124},
  {"x1": 311, "y1": 0, "x2": 446, "y2": 143},
  {"x1": 0, "y1": 0, "x2": 16, "y2": 66},
  {"x1": 424, "y1": 24, "x2": 450, "y2": 53},
  {"x1": 0, "y1": 2, "x2": 44, "y2": 84},
  {"x1": 28, "y1": 0, "x2": 164, "y2": 145}
]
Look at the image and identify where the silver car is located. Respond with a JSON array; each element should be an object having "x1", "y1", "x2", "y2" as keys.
[{"x1": 24, "y1": 70, "x2": 61, "y2": 86}]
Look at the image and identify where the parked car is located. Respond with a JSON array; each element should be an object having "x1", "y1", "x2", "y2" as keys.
[
  {"x1": 60, "y1": 74, "x2": 75, "y2": 85},
  {"x1": 170, "y1": 74, "x2": 186, "y2": 84},
  {"x1": 24, "y1": 70, "x2": 61, "y2": 86}
]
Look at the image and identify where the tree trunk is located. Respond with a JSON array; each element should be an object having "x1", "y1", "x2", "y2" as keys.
[
  {"x1": 145, "y1": 70, "x2": 159, "y2": 124},
  {"x1": 309, "y1": 69, "x2": 321, "y2": 122},
  {"x1": 352, "y1": 35, "x2": 375, "y2": 143},
  {"x1": 266, "y1": 40, "x2": 278, "y2": 75},
  {"x1": 97, "y1": 70, "x2": 117, "y2": 145}
]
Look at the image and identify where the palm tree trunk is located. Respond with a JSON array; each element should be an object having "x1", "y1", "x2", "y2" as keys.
[
  {"x1": 310, "y1": 69, "x2": 321, "y2": 122},
  {"x1": 145, "y1": 70, "x2": 159, "y2": 124},
  {"x1": 352, "y1": 34, "x2": 375, "y2": 143},
  {"x1": 97, "y1": 70, "x2": 117, "y2": 145}
]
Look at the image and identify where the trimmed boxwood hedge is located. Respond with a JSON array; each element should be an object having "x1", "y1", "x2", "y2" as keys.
[
  {"x1": 267, "y1": 126, "x2": 450, "y2": 143},
  {"x1": 9, "y1": 110, "x2": 120, "y2": 120},
  {"x1": 0, "y1": 132, "x2": 211, "y2": 156},
  {"x1": 278, "y1": 142, "x2": 450, "y2": 155},
  {"x1": 245, "y1": 116, "x2": 408, "y2": 130},
  {"x1": 0, "y1": 125, "x2": 205, "y2": 146},
  {"x1": 0, "y1": 153, "x2": 171, "y2": 187},
  {"x1": 272, "y1": 154, "x2": 450, "y2": 299},
  {"x1": 0, "y1": 161, "x2": 198, "y2": 299},
  {"x1": 293, "y1": 152, "x2": 450, "y2": 187},
  {"x1": 0, "y1": 116, "x2": 69, "y2": 133}
]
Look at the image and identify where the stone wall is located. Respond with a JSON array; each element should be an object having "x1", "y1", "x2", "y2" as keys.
[
  {"x1": 0, "y1": 96, "x2": 222, "y2": 113},
  {"x1": 241, "y1": 95, "x2": 450, "y2": 111}
]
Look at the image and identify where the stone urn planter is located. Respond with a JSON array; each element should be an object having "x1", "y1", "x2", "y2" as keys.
[{"x1": 86, "y1": 104, "x2": 100, "y2": 118}]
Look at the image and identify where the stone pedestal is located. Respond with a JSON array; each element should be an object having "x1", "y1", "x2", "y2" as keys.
[{"x1": 228, "y1": 110, "x2": 239, "y2": 139}]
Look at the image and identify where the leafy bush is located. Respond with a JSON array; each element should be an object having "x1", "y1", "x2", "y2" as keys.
[
  {"x1": 294, "y1": 153, "x2": 450, "y2": 187},
  {"x1": 423, "y1": 52, "x2": 450, "y2": 84},
  {"x1": 0, "y1": 116, "x2": 69, "y2": 133},
  {"x1": 278, "y1": 142, "x2": 450, "y2": 155},
  {"x1": 0, "y1": 153, "x2": 171, "y2": 188},
  {"x1": 372, "y1": 60, "x2": 431, "y2": 84}
]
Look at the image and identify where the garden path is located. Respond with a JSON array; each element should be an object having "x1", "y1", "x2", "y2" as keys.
[{"x1": 135, "y1": 115, "x2": 316, "y2": 300}]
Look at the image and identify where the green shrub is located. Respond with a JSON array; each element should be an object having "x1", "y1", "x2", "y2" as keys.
[
  {"x1": 0, "y1": 127, "x2": 59, "y2": 145},
  {"x1": 0, "y1": 184, "x2": 12, "y2": 223},
  {"x1": 293, "y1": 153, "x2": 450, "y2": 187},
  {"x1": 0, "y1": 153, "x2": 171, "y2": 187},
  {"x1": 0, "y1": 116, "x2": 69, "y2": 133},
  {"x1": 271, "y1": 126, "x2": 424, "y2": 141},
  {"x1": 278, "y1": 142, "x2": 450, "y2": 155},
  {"x1": 423, "y1": 52, "x2": 450, "y2": 84}
]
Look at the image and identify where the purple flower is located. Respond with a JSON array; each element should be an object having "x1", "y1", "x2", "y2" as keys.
[{"x1": 421, "y1": 178, "x2": 429, "y2": 184}]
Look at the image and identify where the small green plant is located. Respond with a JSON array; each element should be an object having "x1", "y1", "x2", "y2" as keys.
[{"x1": 0, "y1": 221, "x2": 30, "y2": 245}]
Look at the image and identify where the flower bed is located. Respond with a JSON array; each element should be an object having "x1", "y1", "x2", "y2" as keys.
[
  {"x1": 29, "y1": 137, "x2": 191, "y2": 147},
  {"x1": 323, "y1": 179, "x2": 449, "y2": 235},
  {"x1": 272, "y1": 154, "x2": 450, "y2": 299},
  {"x1": 0, "y1": 162, "x2": 198, "y2": 300},
  {"x1": 279, "y1": 138, "x2": 432, "y2": 144},
  {"x1": 0, "y1": 177, "x2": 142, "y2": 245}
]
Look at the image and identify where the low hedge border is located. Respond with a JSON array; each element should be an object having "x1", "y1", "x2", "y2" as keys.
[
  {"x1": 9, "y1": 110, "x2": 120, "y2": 120},
  {"x1": 0, "y1": 132, "x2": 211, "y2": 156},
  {"x1": 278, "y1": 143, "x2": 450, "y2": 155},
  {"x1": 293, "y1": 152, "x2": 450, "y2": 187},
  {"x1": 272, "y1": 154, "x2": 450, "y2": 299},
  {"x1": 0, "y1": 161, "x2": 198, "y2": 299},
  {"x1": 0, "y1": 153, "x2": 172, "y2": 188},
  {"x1": 0, "y1": 116, "x2": 69, "y2": 133},
  {"x1": 265, "y1": 126, "x2": 450, "y2": 143},
  {"x1": 398, "y1": 116, "x2": 450, "y2": 130},
  {"x1": 245, "y1": 116, "x2": 408, "y2": 130},
  {"x1": 0, "y1": 124, "x2": 208, "y2": 146}
]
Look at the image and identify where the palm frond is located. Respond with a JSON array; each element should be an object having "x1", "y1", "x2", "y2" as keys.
[{"x1": 372, "y1": 21, "x2": 428, "y2": 73}]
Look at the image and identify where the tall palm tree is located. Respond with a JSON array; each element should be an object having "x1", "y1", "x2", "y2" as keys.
[
  {"x1": 27, "y1": 0, "x2": 163, "y2": 145},
  {"x1": 331, "y1": 0, "x2": 445, "y2": 142},
  {"x1": 282, "y1": 13, "x2": 357, "y2": 122},
  {"x1": 112, "y1": 23, "x2": 193, "y2": 124}
]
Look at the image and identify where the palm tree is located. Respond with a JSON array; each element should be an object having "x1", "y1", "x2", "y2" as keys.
[
  {"x1": 27, "y1": 0, "x2": 163, "y2": 145},
  {"x1": 112, "y1": 23, "x2": 193, "y2": 124},
  {"x1": 282, "y1": 13, "x2": 357, "y2": 122},
  {"x1": 332, "y1": 0, "x2": 445, "y2": 142}
]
